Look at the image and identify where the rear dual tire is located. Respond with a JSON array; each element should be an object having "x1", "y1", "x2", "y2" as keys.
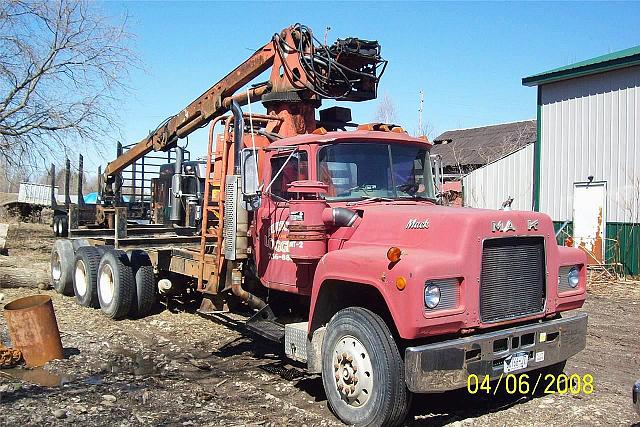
[
  {"x1": 73, "y1": 246, "x2": 107, "y2": 308},
  {"x1": 51, "y1": 239, "x2": 75, "y2": 295},
  {"x1": 53, "y1": 216, "x2": 68, "y2": 237},
  {"x1": 97, "y1": 250, "x2": 135, "y2": 320},
  {"x1": 53, "y1": 240, "x2": 156, "y2": 319},
  {"x1": 95, "y1": 249, "x2": 156, "y2": 319},
  {"x1": 127, "y1": 250, "x2": 156, "y2": 318}
]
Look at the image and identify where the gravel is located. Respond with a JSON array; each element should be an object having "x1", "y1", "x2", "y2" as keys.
[{"x1": 0, "y1": 223, "x2": 638, "y2": 426}]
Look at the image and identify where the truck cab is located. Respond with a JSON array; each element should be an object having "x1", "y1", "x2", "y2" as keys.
[{"x1": 249, "y1": 128, "x2": 587, "y2": 424}]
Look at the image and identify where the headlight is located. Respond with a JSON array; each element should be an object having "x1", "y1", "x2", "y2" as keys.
[
  {"x1": 568, "y1": 267, "x2": 580, "y2": 288},
  {"x1": 424, "y1": 283, "x2": 441, "y2": 309}
]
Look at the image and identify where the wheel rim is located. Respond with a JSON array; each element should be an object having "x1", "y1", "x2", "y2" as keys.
[
  {"x1": 332, "y1": 335, "x2": 374, "y2": 407},
  {"x1": 99, "y1": 264, "x2": 115, "y2": 305},
  {"x1": 75, "y1": 260, "x2": 88, "y2": 296},
  {"x1": 52, "y1": 252, "x2": 62, "y2": 281}
]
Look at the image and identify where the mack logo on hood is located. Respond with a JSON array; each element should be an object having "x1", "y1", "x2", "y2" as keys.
[
  {"x1": 406, "y1": 218, "x2": 430, "y2": 229},
  {"x1": 491, "y1": 220, "x2": 516, "y2": 232}
]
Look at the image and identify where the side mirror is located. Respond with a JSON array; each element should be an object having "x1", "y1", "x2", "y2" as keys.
[{"x1": 240, "y1": 148, "x2": 261, "y2": 211}]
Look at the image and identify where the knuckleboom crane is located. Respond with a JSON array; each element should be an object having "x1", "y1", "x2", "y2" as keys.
[
  {"x1": 102, "y1": 24, "x2": 385, "y2": 189},
  {"x1": 98, "y1": 24, "x2": 386, "y2": 296}
]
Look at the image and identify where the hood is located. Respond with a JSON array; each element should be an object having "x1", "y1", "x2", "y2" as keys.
[{"x1": 340, "y1": 202, "x2": 554, "y2": 252}]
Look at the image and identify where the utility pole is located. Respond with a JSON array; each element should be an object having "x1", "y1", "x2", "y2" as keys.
[{"x1": 418, "y1": 89, "x2": 424, "y2": 136}]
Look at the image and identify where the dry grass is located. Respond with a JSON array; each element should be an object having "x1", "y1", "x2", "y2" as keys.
[
  {"x1": 587, "y1": 271, "x2": 640, "y2": 300},
  {"x1": 3, "y1": 222, "x2": 53, "y2": 263}
]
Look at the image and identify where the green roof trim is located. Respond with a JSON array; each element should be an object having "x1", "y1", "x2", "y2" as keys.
[{"x1": 522, "y1": 45, "x2": 640, "y2": 86}]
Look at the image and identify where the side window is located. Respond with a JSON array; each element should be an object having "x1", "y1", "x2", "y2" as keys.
[{"x1": 270, "y1": 151, "x2": 308, "y2": 200}]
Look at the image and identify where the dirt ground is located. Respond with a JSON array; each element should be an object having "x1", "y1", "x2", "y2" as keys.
[{"x1": 0, "y1": 223, "x2": 639, "y2": 426}]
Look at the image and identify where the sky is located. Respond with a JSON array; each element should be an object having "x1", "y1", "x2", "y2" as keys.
[{"x1": 82, "y1": 1, "x2": 640, "y2": 172}]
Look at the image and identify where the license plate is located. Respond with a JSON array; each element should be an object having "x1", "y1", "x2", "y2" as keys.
[{"x1": 503, "y1": 352, "x2": 529, "y2": 373}]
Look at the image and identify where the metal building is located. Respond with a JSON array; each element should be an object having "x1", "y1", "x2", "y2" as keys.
[
  {"x1": 462, "y1": 144, "x2": 534, "y2": 211},
  {"x1": 523, "y1": 46, "x2": 640, "y2": 275},
  {"x1": 432, "y1": 120, "x2": 536, "y2": 208}
]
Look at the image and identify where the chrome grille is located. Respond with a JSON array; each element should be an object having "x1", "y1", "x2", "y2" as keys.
[{"x1": 480, "y1": 237, "x2": 545, "y2": 322}]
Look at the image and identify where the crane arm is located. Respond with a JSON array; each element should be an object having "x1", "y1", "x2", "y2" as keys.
[
  {"x1": 103, "y1": 24, "x2": 386, "y2": 181},
  {"x1": 104, "y1": 42, "x2": 276, "y2": 178}
]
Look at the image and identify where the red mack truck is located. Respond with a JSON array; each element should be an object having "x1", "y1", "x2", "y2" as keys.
[{"x1": 49, "y1": 24, "x2": 588, "y2": 426}]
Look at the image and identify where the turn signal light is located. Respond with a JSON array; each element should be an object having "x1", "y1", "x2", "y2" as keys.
[
  {"x1": 395, "y1": 276, "x2": 407, "y2": 291},
  {"x1": 387, "y1": 247, "x2": 402, "y2": 262}
]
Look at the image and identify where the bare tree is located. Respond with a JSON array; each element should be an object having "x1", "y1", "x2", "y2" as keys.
[
  {"x1": 414, "y1": 122, "x2": 434, "y2": 140},
  {"x1": 0, "y1": 157, "x2": 29, "y2": 192},
  {"x1": 476, "y1": 122, "x2": 536, "y2": 164},
  {"x1": 374, "y1": 93, "x2": 396, "y2": 124},
  {"x1": 446, "y1": 121, "x2": 536, "y2": 176},
  {"x1": 0, "y1": 0, "x2": 135, "y2": 169}
]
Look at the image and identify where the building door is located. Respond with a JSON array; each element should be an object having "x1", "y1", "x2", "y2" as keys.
[{"x1": 572, "y1": 181, "x2": 606, "y2": 264}]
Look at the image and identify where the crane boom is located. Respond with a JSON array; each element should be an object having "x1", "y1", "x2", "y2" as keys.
[
  {"x1": 103, "y1": 42, "x2": 276, "y2": 179},
  {"x1": 102, "y1": 24, "x2": 386, "y2": 188}
]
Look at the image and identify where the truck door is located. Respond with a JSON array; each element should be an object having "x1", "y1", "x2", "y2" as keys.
[{"x1": 256, "y1": 150, "x2": 310, "y2": 293}]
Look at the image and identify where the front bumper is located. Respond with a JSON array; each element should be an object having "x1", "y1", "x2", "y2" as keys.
[{"x1": 405, "y1": 313, "x2": 588, "y2": 393}]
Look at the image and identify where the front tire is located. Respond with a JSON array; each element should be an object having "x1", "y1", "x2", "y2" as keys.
[
  {"x1": 97, "y1": 250, "x2": 134, "y2": 319},
  {"x1": 321, "y1": 307, "x2": 410, "y2": 427}
]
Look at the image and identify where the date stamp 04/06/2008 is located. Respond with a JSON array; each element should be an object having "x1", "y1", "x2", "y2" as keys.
[{"x1": 466, "y1": 372, "x2": 594, "y2": 396}]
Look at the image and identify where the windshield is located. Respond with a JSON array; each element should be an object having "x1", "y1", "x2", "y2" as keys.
[{"x1": 318, "y1": 142, "x2": 436, "y2": 201}]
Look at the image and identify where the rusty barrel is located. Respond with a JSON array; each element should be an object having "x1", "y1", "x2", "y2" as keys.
[{"x1": 3, "y1": 295, "x2": 64, "y2": 367}]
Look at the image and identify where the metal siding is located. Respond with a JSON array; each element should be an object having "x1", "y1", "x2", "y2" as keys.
[
  {"x1": 606, "y1": 222, "x2": 640, "y2": 275},
  {"x1": 540, "y1": 65, "x2": 640, "y2": 223},
  {"x1": 554, "y1": 220, "x2": 639, "y2": 275},
  {"x1": 17, "y1": 183, "x2": 58, "y2": 206},
  {"x1": 462, "y1": 144, "x2": 534, "y2": 210}
]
